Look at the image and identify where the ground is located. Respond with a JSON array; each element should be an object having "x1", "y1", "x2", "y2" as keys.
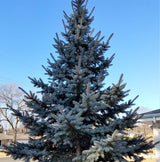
[
  {"x1": 0, "y1": 124, "x2": 156, "y2": 161},
  {"x1": 0, "y1": 152, "x2": 22, "y2": 161},
  {"x1": 0, "y1": 152, "x2": 156, "y2": 162},
  {"x1": 0, "y1": 158, "x2": 23, "y2": 162},
  {"x1": 0, "y1": 152, "x2": 35, "y2": 162}
]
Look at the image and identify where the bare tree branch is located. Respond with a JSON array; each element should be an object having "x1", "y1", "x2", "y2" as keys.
[{"x1": 0, "y1": 84, "x2": 28, "y2": 143}]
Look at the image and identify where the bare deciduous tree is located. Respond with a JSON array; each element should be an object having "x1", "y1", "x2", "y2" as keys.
[{"x1": 0, "y1": 84, "x2": 26, "y2": 144}]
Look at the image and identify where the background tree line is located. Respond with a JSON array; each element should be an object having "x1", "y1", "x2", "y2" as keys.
[{"x1": 0, "y1": 84, "x2": 28, "y2": 144}]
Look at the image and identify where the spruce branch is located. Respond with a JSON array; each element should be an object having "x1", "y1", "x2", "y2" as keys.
[
  {"x1": 71, "y1": 0, "x2": 75, "y2": 14},
  {"x1": 105, "y1": 33, "x2": 114, "y2": 47},
  {"x1": 80, "y1": 13, "x2": 84, "y2": 27},
  {"x1": 62, "y1": 19, "x2": 67, "y2": 34},
  {"x1": 84, "y1": 0, "x2": 88, "y2": 9},
  {"x1": 112, "y1": 74, "x2": 124, "y2": 88},
  {"x1": 132, "y1": 107, "x2": 139, "y2": 116},
  {"x1": 78, "y1": 56, "x2": 82, "y2": 71},
  {"x1": 89, "y1": 47, "x2": 95, "y2": 57},
  {"x1": 77, "y1": 28, "x2": 80, "y2": 39},
  {"x1": 112, "y1": 129, "x2": 118, "y2": 140},
  {"x1": 87, "y1": 82, "x2": 90, "y2": 98},
  {"x1": 109, "y1": 53, "x2": 115, "y2": 63},
  {"x1": 58, "y1": 105, "x2": 66, "y2": 119},
  {"x1": 88, "y1": 6, "x2": 95, "y2": 18},
  {"x1": 89, "y1": 28, "x2": 95, "y2": 37},
  {"x1": 98, "y1": 36, "x2": 105, "y2": 43},
  {"x1": 118, "y1": 74, "x2": 123, "y2": 87},
  {"x1": 94, "y1": 31, "x2": 101, "y2": 41},
  {"x1": 18, "y1": 87, "x2": 29, "y2": 97},
  {"x1": 41, "y1": 65, "x2": 52, "y2": 76},
  {"x1": 50, "y1": 53, "x2": 61, "y2": 70},
  {"x1": 98, "y1": 72, "x2": 102, "y2": 86},
  {"x1": 63, "y1": 10, "x2": 70, "y2": 20},
  {"x1": 55, "y1": 33, "x2": 60, "y2": 42},
  {"x1": 80, "y1": 0, "x2": 88, "y2": 26},
  {"x1": 50, "y1": 53, "x2": 57, "y2": 63},
  {"x1": 130, "y1": 95, "x2": 139, "y2": 105},
  {"x1": 85, "y1": 82, "x2": 90, "y2": 110},
  {"x1": 95, "y1": 31, "x2": 105, "y2": 43}
]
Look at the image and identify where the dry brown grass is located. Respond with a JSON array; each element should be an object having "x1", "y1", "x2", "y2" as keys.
[
  {"x1": 126, "y1": 154, "x2": 156, "y2": 162},
  {"x1": 128, "y1": 158, "x2": 156, "y2": 162},
  {"x1": 142, "y1": 159, "x2": 156, "y2": 162},
  {"x1": 0, "y1": 124, "x2": 156, "y2": 161},
  {"x1": 126, "y1": 124, "x2": 156, "y2": 162},
  {"x1": 0, "y1": 152, "x2": 156, "y2": 162},
  {"x1": 0, "y1": 151, "x2": 10, "y2": 158}
]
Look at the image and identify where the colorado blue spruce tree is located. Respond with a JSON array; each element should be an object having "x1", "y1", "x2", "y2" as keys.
[{"x1": 5, "y1": 0, "x2": 155, "y2": 161}]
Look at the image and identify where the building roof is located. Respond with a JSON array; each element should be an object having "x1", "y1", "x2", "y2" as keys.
[
  {"x1": 141, "y1": 109, "x2": 160, "y2": 115},
  {"x1": 139, "y1": 109, "x2": 160, "y2": 123}
]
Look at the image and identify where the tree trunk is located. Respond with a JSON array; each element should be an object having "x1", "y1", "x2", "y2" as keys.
[
  {"x1": 12, "y1": 117, "x2": 19, "y2": 144},
  {"x1": 12, "y1": 129, "x2": 17, "y2": 144},
  {"x1": 76, "y1": 139, "x2": 82, "y2": 162}
]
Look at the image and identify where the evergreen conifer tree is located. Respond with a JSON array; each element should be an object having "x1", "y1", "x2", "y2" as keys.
[{"x1": 5, "y1": 0, "x2": 155, "y2": 161}]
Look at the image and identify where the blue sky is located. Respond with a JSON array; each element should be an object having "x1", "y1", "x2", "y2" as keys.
[{"x1": 0, "y1": 0, "x2": 159, "y2": 113}]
